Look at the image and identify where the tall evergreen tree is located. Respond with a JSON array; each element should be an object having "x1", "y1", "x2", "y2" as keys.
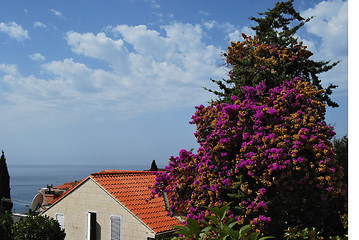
[
  {"x1": 207, "y1": 0, "x2": 339, "y2": 107},
  {"x1": 0, "y1": 150, "x2": 12, "y2": 212},
  {"x1": 150, "y1": 160, "x2": 158, "y2": 171}
]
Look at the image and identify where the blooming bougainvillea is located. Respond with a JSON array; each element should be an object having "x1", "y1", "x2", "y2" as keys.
[{"x1": 151, "y1": 78, "x2": 346, "y2": 237}]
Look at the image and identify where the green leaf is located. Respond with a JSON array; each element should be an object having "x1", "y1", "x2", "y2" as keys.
[
  {"x1": 206, "y1": 215, "x2": 220, "y2": 228},
  {"x1": 171, "y1": 225, "x2": 189, "y2": 231},
  {"x1": 208, "y1": 206, "x2": 221, "y2": 217},
  {"x1": 259, "y1": 236, "x2": 276, "y2": 240},
  {"x1": 218, "y1": 204, "x2": 231, "y2": 220},
  {"x1": 228, "y1": 221, "x2": 238, "y2": 229},
  {"x1": 248, "y1": 231, "x2": 260, "y2": 240},
  {"x1": 239, "y1": 224, "x2": 252, "y2": 237},
  {"x1": 187, "y1": 218, "x2": 201, "y2": 234}
]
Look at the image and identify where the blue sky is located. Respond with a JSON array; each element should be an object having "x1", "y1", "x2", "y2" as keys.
[{"x1": 0, "y1": 0, "x2": 348, "y2": 167}]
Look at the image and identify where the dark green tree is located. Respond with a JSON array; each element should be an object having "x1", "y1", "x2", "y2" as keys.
[
  {"x1": 0, "y1": 211, "x2": 13, "y2": 240},
  {"x1": 250, "y1": 0, "x2": 309, "y2": 46},
  {"x1": 12, "y1": 214, "x2": 66, "y2": 240},
  {"x1": 207, "y1": 0, "x2": 339, "y2": 107},
  {"x1": 0, "y1": 150, "x2": 12, "y2": 212},
  {"x1": 150, "y1": 160, "x2": 158, "y2": 171}
]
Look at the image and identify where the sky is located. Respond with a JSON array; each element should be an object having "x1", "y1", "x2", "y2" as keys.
[{"x1": 0, "y1": 0, "x2": 348, "y2": 168}]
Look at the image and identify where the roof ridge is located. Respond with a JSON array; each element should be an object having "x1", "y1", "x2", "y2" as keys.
[{"x1": 91, "y1": 170, "x2": 153, "y2": 175}]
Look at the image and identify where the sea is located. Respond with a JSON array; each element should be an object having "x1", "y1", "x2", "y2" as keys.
[{"x1": 7, "y1": 164, "x2": 150, "y2": 214}]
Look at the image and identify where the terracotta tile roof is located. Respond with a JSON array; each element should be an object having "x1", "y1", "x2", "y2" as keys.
[
  {"x1": 90, "y1": 170, "x2": 181, "y2": 234},
  {"x1": 56, "y1": 181, "x2": 79, "y2": 190},
  {"x1": 48, "y1": 179, "x2": 86, "y2": 205}
]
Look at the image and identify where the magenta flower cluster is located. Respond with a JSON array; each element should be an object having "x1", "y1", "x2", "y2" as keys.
[{"x1": 151, "y1": 77, "x2": 345, "y2": 229}]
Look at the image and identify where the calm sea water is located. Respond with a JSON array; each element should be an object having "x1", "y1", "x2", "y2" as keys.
[{"x1": 7, "y1": 164, "x2": 149, "y2": 213}]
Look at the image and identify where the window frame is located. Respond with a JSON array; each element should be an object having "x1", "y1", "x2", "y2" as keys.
[{"x1": 87, "y1": 211, "x2": 97, "y2": 240}]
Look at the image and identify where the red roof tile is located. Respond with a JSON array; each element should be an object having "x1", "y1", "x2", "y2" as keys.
[
  {"x1": 48, "y1": 178, "x2": 86, "y2": 205},
  {"x1": 90, "y1": 170, "x2": 181, "y2": 234},
  {"x1": 57, "y1": 181, "x2": 79, "y2": 190}
]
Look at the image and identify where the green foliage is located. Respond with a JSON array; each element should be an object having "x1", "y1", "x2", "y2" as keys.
[
  {"x1": 0, "y1": 211, "x2": 66, "y2": 240},
  {"x1": 207, "y1": 0, "x2": 338, "y2": 107},
  {"x1": 340, "y1": 213, "x2": 348, "y2": 231},
  {"x1": 0, "y1": 150, "x2": 13, "y2": 212},
  {"x1": 284, "y1": 226, "x2": 324, "y2": 240},
  {"x1": 250, "y1": 0, "x2": 308, "y2": 46},
  {"x1": 11, "y1": 214, "x2": 66, "y2": 240},
  {"x1": 284, "y1": 226, "x2": 347, "y2": 240},
  {"x1": 171, "y1": 204, "x2": 274, "y2": 240},
  {"x1": 0, "y1": 211, "x2": 13, "y2": 240}
]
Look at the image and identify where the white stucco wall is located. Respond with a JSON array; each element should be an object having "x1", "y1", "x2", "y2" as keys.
[{"x1": 42, "y1": 178, "x2": 155, "y2": 240}]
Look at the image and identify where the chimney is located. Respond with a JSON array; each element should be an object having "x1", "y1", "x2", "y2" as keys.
[{"x1": 44, "y1": 194, "x2": 55, "y2": 205}]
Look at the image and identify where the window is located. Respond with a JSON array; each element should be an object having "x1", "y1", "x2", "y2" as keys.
[
  {"x1": 87, "y1": 212, "x2": 97, "y2": 240},
  {"x1": 55, "y1": 213, "x2": 65, "y2": 230},
  {"x1": 110, "y1": 215, "x2": 122, "y2": 240}
]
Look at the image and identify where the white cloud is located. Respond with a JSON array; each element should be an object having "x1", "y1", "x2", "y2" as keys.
[
  {"x1": 50, "y1": 9, "x2": 64, "y2": 18},
  {"x1": 301, "y1": 0, "x2": 348, "y2": 92},
  {"x1": 228, "y1": 26, "x2": 255, "y2": 42},
  {"x1": 114, "y1": 24, "x2": 169, "y2": 62},
  {"x1": 42, "y1": 58, "x2": 129, "y2": 94},
  {"x1": 0, "y1": 1, "x2": 347, "y2": 127},
  {"x1": 201, "y1": 20, "x2": 243, "y2": 41},
  {"x1": 199, "y1": 10, "x2": 210, "y2": 16},
  {"x1": 150, "y1": 0, "x2": 160, "y2": 8},
  {"x1": 70, "y1": 23, "x2": 225, "y2": 85},
  {"x1": 28, "y1": 53, "x2": 45, "y2": 61},
  {"x1": 301, "y1": 0, "x2": 348, "y2": 59},
  {"x1": 228, "y1": 29, "x2": 241, "y2": 42},
  {"x1": 162, "y1": 23, "x2": 205, "y2": 54},
  {"x1": 65, "y1": 32, "x2": 129, "y2": 72},
  {"x1": 0, "y1": 22, "x2": 227, "y2": 126},
  {"x1": 0, "y1": 22, "x2": 29, "y2": 42},
  {"x1": 203, "y1": 20, "x2": 217, "y2": 29},
  {"x1": 0, "y1": 61, "x2": 130, "y2": 126},
  {"x1": 33, "y1": 21, "x2": 46, "y2": 28}
]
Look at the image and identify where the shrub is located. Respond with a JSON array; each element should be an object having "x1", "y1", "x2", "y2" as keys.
[
  {"x1": 172, "y1": 204, "x2": 274, "y2": 240},
  {"x1": 12, "y1": 214, "x2": 65, "y2": 240},
  {"x1": 284, "y1": 226, "x2": 348, "y2": 240},
  {"x1": 0, "y1": 211, "x2": 13, "y2": 240}
]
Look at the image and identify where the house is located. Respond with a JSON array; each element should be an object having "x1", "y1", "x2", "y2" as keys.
[
  {"x1": 41, "y1": 170, "x2": 181, "y2": 240},
  {"x1": 32, "y1": 181, "x2": 79, "y2": 213}
]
